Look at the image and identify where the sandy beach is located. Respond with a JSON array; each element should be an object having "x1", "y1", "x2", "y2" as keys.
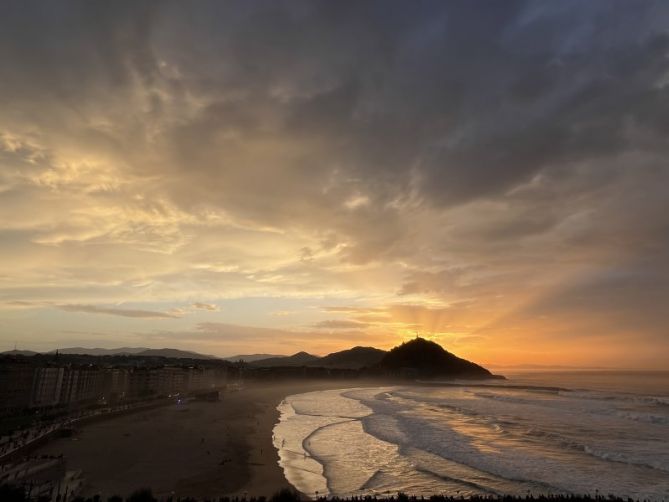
[{"x1": 29, "y1": 380, "x2": 365, "y2": 500}]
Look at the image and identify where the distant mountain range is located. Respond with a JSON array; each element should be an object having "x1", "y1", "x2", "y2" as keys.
[
  {"x1": 49, "y1": 347, "x2": 148, "y2": 356},
  {"x1": 4, "y1": 347, "x2": 282, "y2": 361},
  {"x1": 2, "y1": 349, "x2": 40, "y2": 356},
  {"x1": 2, "y1": 347, "x2": 219, "y2": 360},
  {"x1": 133, "y1": 348, "x2": 219, "y2": 359},
  {"x1": 1, "y1": 338, "x2": 499, "y2": 378},
  {"x1": 250, "y1": 351, "x2": 320, "y2": 367},
  {"x1": 221, "y1": 354, "x2": 286, "y2": 363},
  {"x1": 2, "y1": 347, "x2": 282, "y2": 361},
  {"x1": 248, "y1": 346, "x2": 386, "y2": 369},
  {"x1": 249, "y1": 340, "x2": 494, "y2": 378}
]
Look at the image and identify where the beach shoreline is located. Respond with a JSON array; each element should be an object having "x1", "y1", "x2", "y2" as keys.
[
  {"x1": 229, "y1": 380, "x2": 378, "y2": 498},
  {"x1": 21, "y1": 379, "x2": 369, "y2": 500}
]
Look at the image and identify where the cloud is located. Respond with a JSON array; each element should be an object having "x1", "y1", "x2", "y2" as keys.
[
  {"x1": 518, "y1": 263, "x2": 669, "y2": 341},
  {"x1": 56, "y1": 304, "x2": 179, "y2": 319},
  {"x1": 0, "y1": 2, "x2": 669, "y2": 366},
  {"x1": 319, "y1": 303, "x2": 481, "y2": 335},
  {"x1": 399, "y1": 268, "x2": 469, "y2": 296},
  {"x1": 192, "y1": 302, "x2": 219, "y2": 311},
  {"x1": 312, "y1": 319, "x2": 369, "y2": 330},
  {"x1": 4, "y1": 300, "x2": 36, "y2": 308},
  {"x1": 323, "y1": 307, "x2": 385, "y2": 314}
]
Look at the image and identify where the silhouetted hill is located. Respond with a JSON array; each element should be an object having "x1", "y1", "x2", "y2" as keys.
[
  {"x1": 222, "y1": 353, "x2": 286, "y2": 362},
  {"x1": 314, "y1": 346, "x2": 387, "y2": 369},
  {"x1": 379, "y1": 338, "x2": 497, "y2": 379},
  {"x1": 135, "y1": 348, "x2": 218, "y2": 359},
  {"x1": 252, "y1": 351, "x2": 320, "y2": 367},
  {"x1": 1, "y1": 349, "x2": 39, "y2": 356},
  {"x1": 45, "y1": 347, "x2": 218, "y2": 359},
  {"x1": 49, "y1": 347, "x2": 148, "y2": 356}
]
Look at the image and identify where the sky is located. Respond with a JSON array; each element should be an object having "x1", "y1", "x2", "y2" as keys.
[{"x1": 1, "y1": 1, "x2": 669, "y2": 368}]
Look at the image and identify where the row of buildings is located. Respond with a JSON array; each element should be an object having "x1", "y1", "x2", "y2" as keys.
[{"x1": 0, "y1": 363, "x2": 227, "y2": 413}]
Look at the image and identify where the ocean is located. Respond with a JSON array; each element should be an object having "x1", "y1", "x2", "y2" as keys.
[{"x1": 272, "y1": 372, "x2": 669, "y2": 500}]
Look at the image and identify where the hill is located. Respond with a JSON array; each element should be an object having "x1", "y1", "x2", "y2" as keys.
[
  {"x1": 314, "y1": 346, "x2": 387, "y2": 369},
  {"x1": 1, "y1": 349, "x2": 40, "y2": 356},
  {"x1": 49, "y1": 347, "x2": 148, "y2": 356},
  {"x1": 135, "y1": 348, "x2": 218, "y2": 360},
  {"x1": 378, "y1": 338, "x2": 497, "y2": 379},
  {"x1": 251, "y1": 347, "x2": 385, "y2": 369},
  {"x1": 222, "y1": 353, "x2": 286, "y2": 363},
  {"x1": 46, "y1": 347, "x2": 217, "y2": 360},
  {"x1": 251, "y1": 351, "x2": 320, "y2": 367}
]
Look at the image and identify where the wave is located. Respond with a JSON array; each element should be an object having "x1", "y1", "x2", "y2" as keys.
[
  {"x1": 375, "y1": 389, "x2": 669, "y2": 486},
  {"x1": 562, "y1": 390, "x2": 669, "y2": 408},
  {"x1": 302, "y1": 418, "x2": 356, "y2": 452},
  {"x1": 419, "y1": 381, "x2": 569, "y2": 394},
  {"x1": 273, "y1": 398, "x2": 331, "y2": 496},
  {"x1": 301, "y1": 421, "x2": 346, "y2": 495},
  {"x1": 413, "y1": 466, "x2": 499, "y2": 496},
  {"x1": 469, "y1": 389, "x2": 669, "y2": 429},
  {"x1": 275, "y1": 385, "x2": 669, "y2": 501},
  {"x1": 615, "y1": 410, "x2": 669, "y2": 425},
  {"x1": 468, "y1": 391, "x2": 555, "y2": 407},
  {"x1": 358, "y1": 470, "x2": 389, "y2": 492},
  {"x1": 402, "y1": 387, "x2": 669, "y2": 475},
  {"x1": 522, "y1": 427, "x2": 669, "y2": 473}
]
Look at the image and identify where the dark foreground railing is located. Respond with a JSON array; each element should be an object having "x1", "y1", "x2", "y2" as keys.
[{"x1": 0, "y1": 485, "x2": 646, "y2": 502}]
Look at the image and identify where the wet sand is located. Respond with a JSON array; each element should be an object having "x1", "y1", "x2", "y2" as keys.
[{"x1": 30, "y1": 380, "x2": 366, "y2": 500}]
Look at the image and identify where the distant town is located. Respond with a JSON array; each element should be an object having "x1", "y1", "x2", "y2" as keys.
[
  {"x1": 0, "y1": 339, "x2": 496, "y2": 424},
  {"x1": 0, "y1": 353, "x2": 231, "y2": 416}
]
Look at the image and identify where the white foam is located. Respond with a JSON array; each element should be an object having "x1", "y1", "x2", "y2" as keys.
[
  {"x1": 273, "y1": 383, "x2": 669, "y2": 501},
  {"x1": 272, "y1": 388, "x2": 378, "y2": 497}
]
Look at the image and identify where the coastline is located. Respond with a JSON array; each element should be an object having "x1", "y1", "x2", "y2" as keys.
[
  {"x1": 9, "y1": 374, "x2": 668, "y2": 500},
  {"x1": 230, "y1": 380, "x2": 375, "y2": 498},
  {"x1": 22, "y1": 379, "x2": 368, "y2": 499}
]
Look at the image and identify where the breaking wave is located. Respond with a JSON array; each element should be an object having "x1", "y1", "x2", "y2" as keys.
[{"x1": 273, "y1": 375, "x2": 669, "y2": 501}]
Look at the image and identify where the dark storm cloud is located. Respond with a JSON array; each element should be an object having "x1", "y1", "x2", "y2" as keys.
[
  {"x1": 156, "y1": 0, "x2": 669, "y2": 264},
  {"x1": 156, "y1": 1, "x2": 669, "y2": 199},
  {"x1": 3, "y1": 1, "x2": 669, "y2": 233},
  {"x1": 0, "y1": 2, "x2": 159, "y2": 89}
]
